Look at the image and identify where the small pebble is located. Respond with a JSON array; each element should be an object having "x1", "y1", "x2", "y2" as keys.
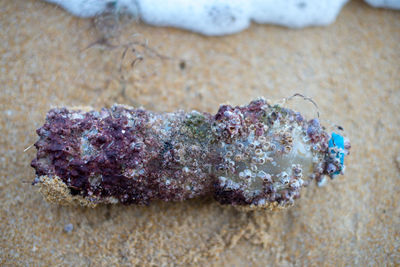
[{"x1": 64, "y1": 223, "x2": 74, "y2": 233}]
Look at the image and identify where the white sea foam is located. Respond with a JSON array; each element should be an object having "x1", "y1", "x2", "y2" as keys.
[
  {"x1": 44, "y1": 0, "x2": 398, "y2": 35},
  {"x1": 365, "y1": 0, "x2": 400, "y2": 9}
]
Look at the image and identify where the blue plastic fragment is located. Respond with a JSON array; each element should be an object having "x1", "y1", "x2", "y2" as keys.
[{"x1": 328, "y1": 132, "x2": 345, "y2": 175}]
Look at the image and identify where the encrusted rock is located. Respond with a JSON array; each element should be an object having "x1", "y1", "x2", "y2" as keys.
[{"x1": 31, "y1": 98, "x2": 350, "y2": 209}]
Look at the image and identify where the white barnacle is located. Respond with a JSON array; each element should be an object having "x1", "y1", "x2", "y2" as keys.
[
  {"x1": 226, "y1": 180, "x2": 240, "y2": 190},
  {"x1": 258, "y1": 136, "x2": 267, "y2": 143},
  {"x1": 234, "y1": 153, "x2": 243, "y2": 161},
  {"x1": 182, "y1": 166, "x2": 190, "y2": 174},
  {"x1": 257, "y1": 171, "x2": 272, "y2": 182},
  {"x1": 223, "y1": 110, "x2": 233, "y2": 117},
  {"x1": 70, "y1": 113, "x2": 84, "y2": 120},
  {"x1": 262, "y1": 143, "x2": 270, "y2": 151},
  {"x1": 255, "y1": 148, "x2": 264, "y2": 156},
  {"x1": 243, "y1": 169, "x2": 252, "y2": 179},
  {"x1": 219, "y1": 176, "x2": 227, "y2": 186},
  {"x1": 251, "y1": 165, "x2": 258, "y2": 172},
  {"x1": 290, "y1": 180, "x2": 300, "y2": 189},
  {"x1": 257, "y1": 198, "x2": 266, "y2": 206},
  {"x1": 278, "y1": 172, "x2": 290, "y2": 184},
  {"x1": 249, "y1": 142, "x2": 256, "y2": 149}
]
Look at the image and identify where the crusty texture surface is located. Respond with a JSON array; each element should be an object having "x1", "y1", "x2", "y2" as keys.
[
  {"x1": 37, "y1": 175, "x2": 98, "y2": 207},
  {"x1": 1, "y1": 0, "x2": 399, "y2": 266}
]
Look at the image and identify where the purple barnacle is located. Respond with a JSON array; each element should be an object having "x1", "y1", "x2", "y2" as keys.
[
  {"x1": 53, "y1": 150, "x2": 65, "y2": 159},
  {"x1": 96, "y1": 155, "x2": 106, "y2": 165},
  {"x1": 111, "y1": 121, "x2": 123, "y2": 131},
  {"x1": 268, "y1": 192, "x2": 277, "y2": 202},
  {"x1": 96, "y1": 135, "x2": 108, "y2": 145},
  {"x1": 268, "y1": 111, "x2": 279, "y2": 124},
  {"x1": 247, "y1": 99, "x2": 266, "y2": 111},
  {"x1": 265, "y1": 184, "x2": 276, "y2": 193},
  {"x1": 79, "y1": 120, "x2": 93, "y2": 131},
  {"x1": 310, "y1": 118, "x2": 320, "y2": 127},
  {"x1": 344, "y1": 140, "x2": 351, "y2": 150},
  {"x1": 255, "y1": 127, "x2": 264, "y2": 136},
  {"x1": 69, "y1": 158, "x2": 82, "y2": 167},
  {"x1": 69, "y1": 169, "x2": 79, "y2": 177},
  {"x1": 295, "y1": 112, "x2": 304, "y2": 123},
  {"x1": 63, "y1": 145, "x2": 73, "y2": 153},
  {"x1": 215, "y1": 105, "x2": 231, "y2": 120},
  {"x1": 99, "y1": 108, "x2": 111, "y2": 118},
  {"x1": 223, "y1": 110, "x2": 233, "y2": 118},
  {"x1": 326, "y1": 164, "x2": 337, "y2": 174},
  {"x1": 36, "y1": 127, "x2": 47, "y2": 136},
  {"x1": 280, "y1": 108, "x2": 290, "y2": 117},
  {"x1": 306, "y1": 119, "x2": 320, "y2": 134},
  {"x1": 280, "y1": 190, "x2": 290, "y2": 201},
  {"x1": 222, "y1": 131, "x2": 230, "y2": 139},
  {"x1": 306, "y1": 125, "x2": 316, "y2": 137},
  {"x1": 30, "y1": 158, "x2": 39, "y2": 168},
  {"x1": 48, "y1": 143, "x2": 64, "y2": 152},
  {"x1": 130, "y1": 142, "x2": 141, "y2": 151},
  {"x1": 57, "y1": 128, "x2": 69, "y2": 136}
]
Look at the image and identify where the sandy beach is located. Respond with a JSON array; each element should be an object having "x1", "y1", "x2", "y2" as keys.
[{"x1": 1, "y1": 0, "x2": 399, "y2": 265}]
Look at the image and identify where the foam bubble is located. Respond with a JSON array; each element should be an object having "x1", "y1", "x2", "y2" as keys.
[
  {"x1": 45, "y1": 0, "x2": 111, "y2": 17},
  {"x1": 365, "y1": 0, "x2": 400, "y2": 9},
  {"x1": 44, "y1": 0, "x2": 398, "y2": 36}
]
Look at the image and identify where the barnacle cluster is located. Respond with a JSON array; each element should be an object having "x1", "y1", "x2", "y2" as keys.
[{"x1": 31, "y1": 98, "x2": 350, "y2": 210}]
